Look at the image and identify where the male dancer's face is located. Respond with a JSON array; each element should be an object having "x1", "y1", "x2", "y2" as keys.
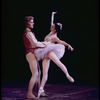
[{"x1": 28, "y1": 19, "x2": 34, "y2": 29}]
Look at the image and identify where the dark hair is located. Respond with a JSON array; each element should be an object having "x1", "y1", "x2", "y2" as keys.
[{"x1": 55, "y1": 23, "x2": 62, "y2": 33}]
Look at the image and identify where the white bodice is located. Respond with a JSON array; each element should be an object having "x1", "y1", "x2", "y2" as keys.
[{"x1": 44, "y1": 33, "x2": 57, "y2": 42}]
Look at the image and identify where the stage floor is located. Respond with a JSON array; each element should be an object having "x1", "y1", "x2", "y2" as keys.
[{"x1": 1, "y1": 83, "x2": 99, "y2": 100}]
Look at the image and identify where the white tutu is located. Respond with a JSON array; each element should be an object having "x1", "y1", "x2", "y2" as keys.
[{"x1": 34, "y1": 43, "x2": 65, "y2": 61}]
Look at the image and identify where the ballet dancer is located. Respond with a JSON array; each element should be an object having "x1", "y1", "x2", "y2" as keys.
[
  {"x1": 37, "y1": 12, "x2": 75, "y2": 98},
  {"x1": 23, "y1": 16, "x2": 48, "y2": 99}
]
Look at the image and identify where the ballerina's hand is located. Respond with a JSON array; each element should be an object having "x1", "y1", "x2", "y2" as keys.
[
  {"x1": 68, "y1": 45, "x2": 74, "y2": 51},
  {"x1": 52, "y1": 11, "x2": 57, "y2": 14}
]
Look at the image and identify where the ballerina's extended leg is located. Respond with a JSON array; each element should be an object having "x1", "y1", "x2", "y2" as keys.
[{"x1": 47, "y1": 51, "x2": 74, "y2": 82}]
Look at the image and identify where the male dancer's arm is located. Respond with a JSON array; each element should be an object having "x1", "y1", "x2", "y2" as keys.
[{"x1": 26, "y1": 32, "x2": 46, "y2": 47}]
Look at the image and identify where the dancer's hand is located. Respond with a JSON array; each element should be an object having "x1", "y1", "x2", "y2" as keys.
[
  {"x1": 68, "y1": 44, "x2": 74, "y2": 51},
  {"x1": 42, "y1": 42, "x2": 50, "y2": 46},
  {"x1": 42, "y1": 42, "x2": 47, "y2": 46},
  {"x1": 52, "y1": 11, "x2": 57, "y2": 15}
]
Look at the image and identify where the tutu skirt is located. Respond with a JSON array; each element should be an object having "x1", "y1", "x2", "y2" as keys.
[{"x1": 34, "y1": 43, "x2": 65, "y2": 61}]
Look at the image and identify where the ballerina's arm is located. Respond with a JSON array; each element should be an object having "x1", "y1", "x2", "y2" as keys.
[
  {"x1": 51, "y1": 11, "x2": 57, "y2": 26},
  {"x1": 51, "y1": 37, "x2": 74, "y2": 51}
]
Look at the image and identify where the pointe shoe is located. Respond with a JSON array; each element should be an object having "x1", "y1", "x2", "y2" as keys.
[
  {"x1": 67, "y1": 75, "x2": 75, "y2": 83},
  {"x1": 38, "y1": 87, "x2": 45, "y2": 98}
]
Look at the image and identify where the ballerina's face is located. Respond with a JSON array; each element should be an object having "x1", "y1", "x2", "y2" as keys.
[{"x1": 50, "y1": 24, "x2": 56, "y2": 32}]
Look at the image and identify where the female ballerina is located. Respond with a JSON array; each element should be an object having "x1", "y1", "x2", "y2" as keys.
[{"x1": 35, "y1": 12, "x2": 75, "y2": 98}]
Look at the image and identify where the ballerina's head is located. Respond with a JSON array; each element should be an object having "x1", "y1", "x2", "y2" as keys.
[{"x1": 50, "y1": 23, "x2": 62, "y2": 33}]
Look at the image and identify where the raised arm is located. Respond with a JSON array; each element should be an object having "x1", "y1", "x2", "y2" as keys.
[{"x1": 51, "y1": 12, "x2": 57, "y2": 26}]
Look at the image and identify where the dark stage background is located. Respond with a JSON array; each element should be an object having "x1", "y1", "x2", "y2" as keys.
[{"x1": 1, "y1": 0, "x2": 99, "y2": 86}]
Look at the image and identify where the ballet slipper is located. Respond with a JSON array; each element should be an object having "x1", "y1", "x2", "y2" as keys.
[
  {"x1": 67, "y1": 75, "x2": 75, "y2": 83},
  {"x1": 27, "y1": 94, "x2": 38, "y2": 99},
  {"x1": 38, "y1": 87, "x2": 46, "y2": 98}
]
